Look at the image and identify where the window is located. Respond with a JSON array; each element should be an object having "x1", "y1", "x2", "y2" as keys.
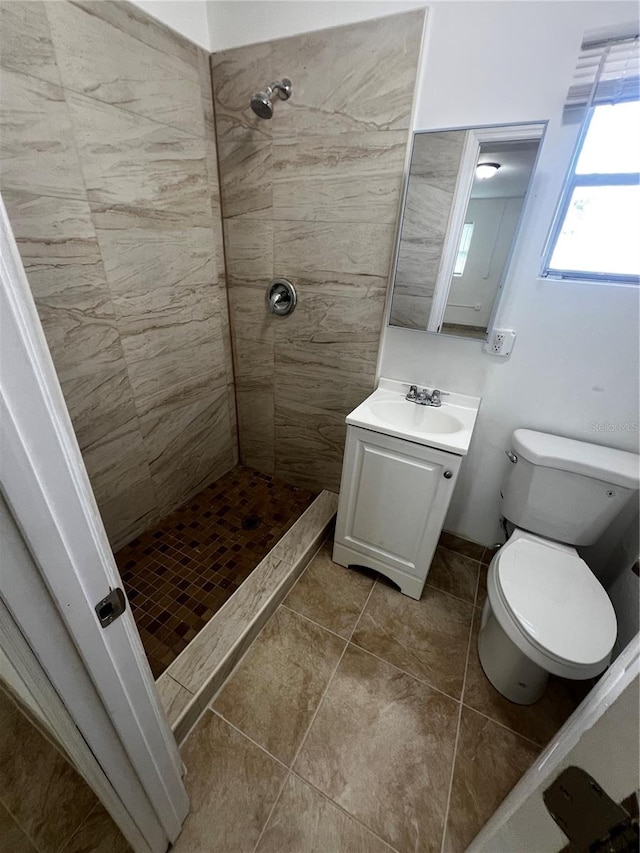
[
  {"x1": 453, "y1": 222, "x2": 474, "y2": 277},
  {"x1": 543, "y1": 31, "x2": 640, "y2": 284},
  {"x1": 544, "y1": 100, "x2": 640, "y2": 282}
]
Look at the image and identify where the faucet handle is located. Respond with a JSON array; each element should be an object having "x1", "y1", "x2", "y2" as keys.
[
  {"x1": 429, "y1": 389, "x2": 448, "y2": 406},
  {"x1": 405, "y1": 384, "x2": 418, "y2": 400}
]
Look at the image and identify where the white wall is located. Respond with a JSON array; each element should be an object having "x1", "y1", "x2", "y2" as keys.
[
  {"x1": 206, "y1": 1, "x2": 425, "y2": 51},
  {"x1": 381, "y1": 0, "x2": 640, "y2": 546},
  {"x1": 130, "y1": 0, "x2": 211, "y2": 49}
]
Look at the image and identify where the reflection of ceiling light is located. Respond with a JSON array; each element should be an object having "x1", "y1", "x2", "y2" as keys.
[{"x1": 476, "y1": 162, "x2": 501, "y2": 180}]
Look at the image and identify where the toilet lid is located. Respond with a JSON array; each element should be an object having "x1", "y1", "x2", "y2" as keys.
[{"x1": 496, "y1": 537, "x2": 617, "y2": 665}]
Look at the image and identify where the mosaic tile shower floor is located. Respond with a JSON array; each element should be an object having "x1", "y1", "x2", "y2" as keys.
[{"x1": 115, "y1": 467, "x2": 316, "y2": 678}]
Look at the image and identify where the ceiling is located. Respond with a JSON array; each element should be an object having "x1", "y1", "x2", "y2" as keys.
[{"x1": 471, "y1": 139, "x2": 540, "y2": 199}]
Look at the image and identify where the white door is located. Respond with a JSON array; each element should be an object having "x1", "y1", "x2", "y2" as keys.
[
  {"x1": 0, "y1": 197, "x2": 188, "y2": 851},
  {"x1": 334, "y1": 425, "x2": 461, "y2": 597},
  {"x1": 469, "y1": 635, "x2": 639, "y2": 851}
]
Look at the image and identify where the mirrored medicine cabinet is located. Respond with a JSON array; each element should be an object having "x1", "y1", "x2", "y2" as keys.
[{"x1": 389, "y1": 122, "x2": 547, "y2": 342}]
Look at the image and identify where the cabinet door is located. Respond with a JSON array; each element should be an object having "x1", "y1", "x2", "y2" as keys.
[{"x1": 335, "y1": 426, "x2": 461, "y2": 587}]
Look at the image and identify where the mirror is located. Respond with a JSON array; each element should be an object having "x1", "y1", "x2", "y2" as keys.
[{"x1": 389, "y1": 123, "x2": 546, "y2": 341}]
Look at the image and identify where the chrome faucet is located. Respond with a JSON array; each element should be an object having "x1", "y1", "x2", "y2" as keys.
[{"x1": 404, "y1": 385, "x2": 447, "y2": 407}]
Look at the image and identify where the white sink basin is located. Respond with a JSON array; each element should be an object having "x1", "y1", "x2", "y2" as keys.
[
  {"x1": 346, "y1": 378, "x2": 481, "y2": 455},
  {"x1": 369, "y1": 399, "x2": 463, "y2": 435}
]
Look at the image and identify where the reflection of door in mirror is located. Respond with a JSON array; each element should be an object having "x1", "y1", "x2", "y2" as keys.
[{"x1": 441, "y1": 140, "x2": 538, "y2": 340}]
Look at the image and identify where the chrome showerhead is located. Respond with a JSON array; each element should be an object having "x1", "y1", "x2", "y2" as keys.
[
  {"x1": 250, "y1": 78, "x2": 292, "y2": 119},
  {"x1": 251, "y1": 91, "x2": 274, "y2": 119}
]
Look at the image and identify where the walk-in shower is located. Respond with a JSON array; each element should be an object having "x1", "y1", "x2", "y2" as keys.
[{"x1": 250, "y1": 77, "x2": 292, "y2": 118}]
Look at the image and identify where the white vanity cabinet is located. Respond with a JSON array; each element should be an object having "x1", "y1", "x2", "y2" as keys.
[{"x1": 333, "y1": 425, "x2": 462, "y2": 599}]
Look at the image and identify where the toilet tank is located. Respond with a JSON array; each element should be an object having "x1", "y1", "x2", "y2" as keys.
[{"x1": 501, "y1": 429, "x2": 639, "y2": 546}]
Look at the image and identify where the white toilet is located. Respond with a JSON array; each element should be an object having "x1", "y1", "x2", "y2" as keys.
[{"x1": 478, "y1": 428, "x2": 639, "y2": 705}]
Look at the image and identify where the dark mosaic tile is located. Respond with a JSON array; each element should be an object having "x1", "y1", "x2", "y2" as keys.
[{"x1": 115, "y1": 465, "x2": 316, "y2": 677}]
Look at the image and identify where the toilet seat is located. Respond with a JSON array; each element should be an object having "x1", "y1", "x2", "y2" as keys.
[{"x1": 487, "y1": 530, "x2": 617, "y2": 679}]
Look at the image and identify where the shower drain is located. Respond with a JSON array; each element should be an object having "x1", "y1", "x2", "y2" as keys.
[{"x1": 241, "y1": 514, "x2": 261, "y2": 531}]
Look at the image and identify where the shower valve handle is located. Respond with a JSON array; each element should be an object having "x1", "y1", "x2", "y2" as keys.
[{"x1": 266, "y1": 278, "x2": 297, "y2": 317}]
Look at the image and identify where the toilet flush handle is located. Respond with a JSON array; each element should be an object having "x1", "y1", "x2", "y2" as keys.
[{"x1": 505, "y1": 450, "x2": 518, "y2": 463}]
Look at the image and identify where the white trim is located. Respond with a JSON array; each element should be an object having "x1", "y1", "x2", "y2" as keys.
[
  {"x1": 427, "y1": 129, "x2": 478, "y2": 332},
  {"x1": 427, "y1": 122, "x2": 546, "y2": 336},
  {"x1": 0, "y1": 196, "x2": 188, "y2": 851}
]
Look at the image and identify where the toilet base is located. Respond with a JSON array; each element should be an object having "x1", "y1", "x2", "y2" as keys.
[{"x1": 478, "y1": 600, "x2": 548, "y2": 705}]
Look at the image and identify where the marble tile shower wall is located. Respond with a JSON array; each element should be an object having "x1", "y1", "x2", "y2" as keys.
[
  {"x1": 0, "y1": 1, "x2": 236, "y2": 549},
  {"x1": 212, "y1": 11, "x2": 425, "y2": 492}
]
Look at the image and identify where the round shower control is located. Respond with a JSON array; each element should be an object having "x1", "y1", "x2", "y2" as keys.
[{"x1": 266, "y1": 278, "x2": 297, "y2": 316}]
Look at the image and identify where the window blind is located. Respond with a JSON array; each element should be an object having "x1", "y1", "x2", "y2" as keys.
[{"x1": 565, "y1": 26, "x2": 640, "y2": 120}]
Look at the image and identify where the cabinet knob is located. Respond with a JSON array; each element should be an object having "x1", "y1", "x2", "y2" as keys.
[{"x1": 443, "y1": 470, "x2": 453, "y2": 479}]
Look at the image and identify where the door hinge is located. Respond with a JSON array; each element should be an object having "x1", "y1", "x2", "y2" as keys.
[
  {"x1": 95, "y1": 587, "x2": 127, "y2": 628},
  {"x1": 544, "y1": 766, "x2": 639, "y2": 853}
]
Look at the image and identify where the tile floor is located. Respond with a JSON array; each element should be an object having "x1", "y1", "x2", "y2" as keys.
[
  {"x1": 172, "y1": 533, "x2": 591, "y2": 853},
  {"x1": 115, "y1": 466, "x2": 315, "y2": 678},
  {"x1": 0, "y1": 685, "x2": 131, "y2": 853}
]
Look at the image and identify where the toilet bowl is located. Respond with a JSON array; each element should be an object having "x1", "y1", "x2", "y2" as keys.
[
  {"x1": 476, "y1": 428, "x2": 637, "y2": 704},
  {"x1": 478, "y1": 529, "x2": 617, "y2": 704}
]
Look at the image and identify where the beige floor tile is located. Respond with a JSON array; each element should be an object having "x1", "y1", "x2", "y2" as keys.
[
  {"x1": 464, "y1": 609, "x2": 590, "y2": 748},
  {"x1": 0, "y1": 801, "x2": 38, "y2": 853},
  {"x1": 60, "y1": 804, "x2": 132, "y2": 853},
  {"x1": 443, "y1": 707, "x2": 538, "y2": 852},
  {"x1": 0, "y1": 685, "x2": 16, "y2": 728},
  {"x1": 294, "y1": 644, "x2": 458, "y2": 853},
  {"x1": 0, "y1": 690, "x2": 98, "y2": 853},
  {"x1": 352, "y1": 580, "x2": 473, "y2": 698},
  {"x1": 481, "y1": 545, "x2": 498, "y2": 566},
  {"x1": 438, "y1": 531, "x2": 485, "y2": 562},
  {"x1": 476, "y1": 563, "x2": 488, "y2": 608},
  {"x1": 256, "y1": 773, "x2": 392, "y2": 853},
  {"x1": 212, "y1": 606, "x2": 345, "y2": 764},
  {"x1": 173, "y1": 711, "x2": 287, "y2": 853},
  {"x1": 426, "y1": 547, "x2": 480, "y2": 603},
  {"x1": 284, "y1": 542, "x2": 375, "y2": 637}
]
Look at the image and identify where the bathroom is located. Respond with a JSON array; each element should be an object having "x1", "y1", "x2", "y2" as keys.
[{"x1": 0, "y1": 0, "x2": 638, "y2": 851}]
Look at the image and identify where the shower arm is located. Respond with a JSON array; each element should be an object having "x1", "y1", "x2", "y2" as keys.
[{"x1": 267, "y1": 79, "x2": 292, "y2": 101}]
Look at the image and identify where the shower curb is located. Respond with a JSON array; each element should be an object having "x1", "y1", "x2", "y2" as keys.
[{"x1": 155, "y1": 489, "x2": 338, "y2": 744}]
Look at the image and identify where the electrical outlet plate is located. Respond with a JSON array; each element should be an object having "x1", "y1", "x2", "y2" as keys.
[{"x1": 483, "y1": 328, "x2": 517, "y2": 357}]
